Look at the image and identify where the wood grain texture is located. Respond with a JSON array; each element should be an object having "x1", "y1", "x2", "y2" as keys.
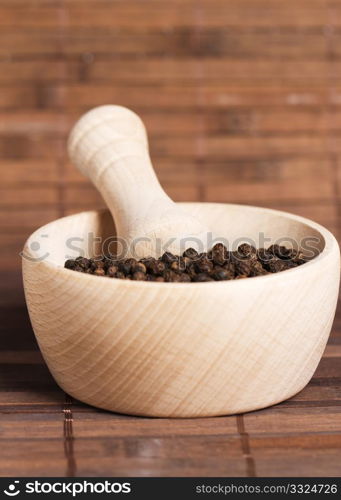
[
  {"x1": 1, "y1": 0, "x2": 341, "y2": 477},
  {"x1": 68, "y1": 105, "x2": 213, "y2": 257},
  {"x1": 22, "y1": 205, "x2": 340, "y2": 417}
]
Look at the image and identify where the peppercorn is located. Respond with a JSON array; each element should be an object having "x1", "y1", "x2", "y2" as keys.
[
  {"x1": 195, "y1": 256, "x2": 213, "y2": 274},
  {"x1": 146, "y1": 274, "x2": 155, "y2": 281},
  {"x1": 146, "y1": 259, "x2": 166, "y2": 275},
  {"x1": 107, "y1": 264, "x2": 119, "y2": 277},
  {"x1": 268, "y1": 244, "x2": 294, "y2": 260},
  {"x1": 75, "y1": 256, "x2": 90, "y2": 270},
  {"x1": 155, "y1": 276, "x2": 165, "y2": 282},
  {"x1": 118, "y1": 258, "x2": 136, "y2": 275},
  {"x1": 65, "y1": 259, "x2": 76, "y2": 270},
  {"x1": 250, "y1": 260, "x2": 268, "y2": 277},
  {"x1": 291, "y1": 251, "x2": 306, "y2": 265},
  {"x1": 161, "y1": 252, "x2": 178, "y2": 264},
  {"x1": 64, "y1": 243, "x2": 308, "y2": 282},
  {"x1": 183, "y1": 256, "x2": 192, "y2": 267},
  {"x1": 223, "y1": 262, "x2": 236, "y2": 276},
  {"x1": 179, "y1": 273, "x2": 192, "y2": 282},
  {"x1": 267, "y1": 259, "x2": 291, "y2": 273},
  {"x1": 237, "y1": 243, "x2": 257, "y2": 260},
  {"x1": 257, "y1": 249, "x2": 275, "y2": 265},
  {"x1": 170, "y1": 257, "x2": 187, "y2": 272},
  {"x1": 211, "y1": 243, "x2": 228, "y2": 265},
  {"x1": 90, "y1": 259, "x2": 105, "y2": 272},
  {"x1": 235, "y1": 259, "x2": 253, "y2": 277},
  {"x1": 132, "y1": 271, "x2": 146, "y2": 280},
  {"x1": 210, "y1": 266, "x2": 230, "y2": 281},
  {"x1": 186, "y1": 264, "x2": 197, "y2": 279},
  {"x1": 94, "y1": 268, "x2": 105, "y2": 276},
  {"x1": 164, "y1": 270, "x2": 184, "y2": 282},
  {"x1": 183, "y1": 248, "x2": 199, "y2": 260},
  {"x1": 193, "y1": 273, "x2": 214, "y2": 282},
  {"x1": 132, "y1": 261, "x2": 147, "y2": 274}
]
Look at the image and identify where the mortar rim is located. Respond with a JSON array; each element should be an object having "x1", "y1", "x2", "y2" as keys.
[{"x1": 22, "y1": 202, "x2": 340, "y2": 289}]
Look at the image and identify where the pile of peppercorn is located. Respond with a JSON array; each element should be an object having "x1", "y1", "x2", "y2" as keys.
[{"x1": 64, "y1": 243, "x2": 308, "y2": 282}]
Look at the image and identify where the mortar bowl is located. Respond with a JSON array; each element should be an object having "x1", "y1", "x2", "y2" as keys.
[{"x1": 22, "y1": 203, "x2": 340, "y2": 417}]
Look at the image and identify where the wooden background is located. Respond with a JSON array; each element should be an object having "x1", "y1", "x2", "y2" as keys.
[{"x1": 1, "y1": 0, "x2": 341, "y2": 477}]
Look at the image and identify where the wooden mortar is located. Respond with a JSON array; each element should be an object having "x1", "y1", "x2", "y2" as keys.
[{"x1": 22, "y1": 106, "x2": 340, "y2": 418}]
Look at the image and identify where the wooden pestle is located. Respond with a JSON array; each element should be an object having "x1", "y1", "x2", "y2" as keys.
[{"x1": 68, "y1": 105, "x2": 213, "y2": 258}]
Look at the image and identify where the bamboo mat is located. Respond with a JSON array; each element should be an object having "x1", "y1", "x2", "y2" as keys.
[
  {"x1": 0, "y1": 0, "x2": 341, "y2": 477},
  {"x1": 1, "y1": 304, "x2": 340, "y2": 476}
]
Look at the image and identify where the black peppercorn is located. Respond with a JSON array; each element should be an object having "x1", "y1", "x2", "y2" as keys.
[
  {"x1": 146, "y1": 259, "x2": 165, "y2": 275},
  {"x1": 268, "y1": 244, "x2": 294, "y2": 260},
  {"x1": 90, "y1": 259, "x2": 105, "y2": 272},
  {"x1": 65, "y1": 259, "x2": 76, "y2": 270},
  {"x1": 193, "y1": 273, "x2": 214, "y2": 282},
  {"x1": 237, "y1": 243, "x2": 257, "y2": 260},
  {"x1": 94, "y1": 268, "x2": 105, "y2": 276},
  {"x1": 291, "y1": 250, "x2": 306, "y2": 265},
  {"x1": 178, "y1": 273, "x2": 191, "y2": 282},
  {"x1": 267, "y1": 259, "x2": 290, "y2": 273},
  {"x1": 211, "y1": 243, "x2": 228, "y2": 265},
  {"x1": 195, "y1": 256, "x2": 213, "y2": 274},
  {"x1": 132, "y1": 271, "x2": 146, "y2": 280},
  {"x1": 132, "y1": 261, "x2": 147, "y2": 274},
  {"x1": 164, "y1": 270, "x2": 183, "y2": 282},
  {"x1": 250, "y1": 260, "x2": 268, "y2": 277},
  {"x1": 65, "y1": 243, "x2": 308, "y2": 282},
  {"x1": 161, "y1": 252, "x2": 178, "y2": 264},
  {"x1": 107, "y1": 264, "x2": 119, "y2": 277},
  {"x1": 182, "y1": 247, "x2": 199, "y2": 260},
  {"x1": 235, "y1": 259, "x2": 252, "y2": 277},
  {"x1": 118, "y1": 258, "x2": 136, "y2": 275},
  {"x1": 170, "y1": 257, "x2": 187, "y2": 273},
  {"x1": 75, "y1": 256, "x2": 90, "y2": 270},
  {"x1": 211, "y1": 267, "x2": 231, "y2": 281}
]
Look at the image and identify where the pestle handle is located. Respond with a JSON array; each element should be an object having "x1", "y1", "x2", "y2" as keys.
[
  {"x1": 68, "y1": 105, "x2": 211, "y2": 258},
  {"x1": 68, "y1": 105, "x2": 152, "y2": 182}
]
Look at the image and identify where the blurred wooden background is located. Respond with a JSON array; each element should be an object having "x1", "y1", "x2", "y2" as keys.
[
  {"x1": 1, "y1": 0, "x2": 341, "y2": 477},
  {"x1": 2, "y1": 0, "x2": 341, "y2": 304}
]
